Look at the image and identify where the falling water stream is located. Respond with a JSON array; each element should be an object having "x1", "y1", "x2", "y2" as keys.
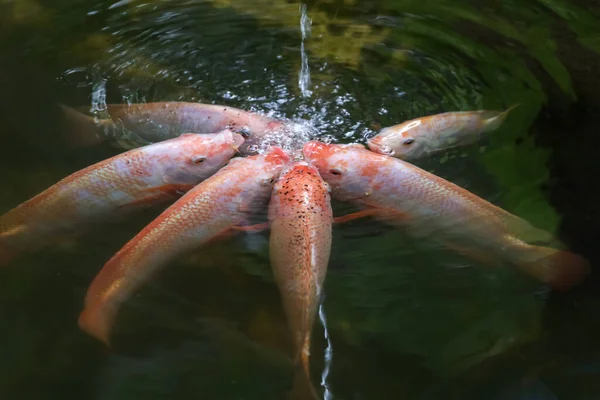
[
  {"x1": 298, "y1": 3, "x2": 333, "y2": 397},
  {"x1": 90, "y1": 77, "x2": 108, "y2": 119},
  {"x1": 319, "y1": 303, "x2": 334, "y2": 400},
  {"x1": 298, "y1": 3, "x2": 312, "y2": 98}
]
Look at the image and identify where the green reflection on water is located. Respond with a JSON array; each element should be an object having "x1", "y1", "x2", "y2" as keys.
[{"x1": 0, "y1": 0, "x2": 599, "y2": 398}]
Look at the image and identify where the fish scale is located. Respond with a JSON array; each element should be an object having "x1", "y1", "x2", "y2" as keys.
[
  {"x1": 61, "y1": 102, "x2": 290, "y2": 154},
  {"x1": 368, "y1": 106, "x2": 518, "y2": 161},
  {"x1": 303, "y1": 141, "x2": 590, "y2": 291},
  {"x1": 78, "y1": 147, "x2": 290, "y2": 346},
  {"x1": 0, "y1": 130, "x2": 244, "y2": 266},
  {"x1": 268, "y1": 161, "x2": 332, "y2": 400}
]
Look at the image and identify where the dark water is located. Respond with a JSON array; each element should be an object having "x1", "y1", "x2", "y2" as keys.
[{"x1": 1, "y1": 0, "x2": 600, "y2": 399}]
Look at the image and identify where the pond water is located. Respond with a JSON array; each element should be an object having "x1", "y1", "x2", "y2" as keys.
[{"x1": 1, "y1": 0, "x2": 600, "y2": 399}]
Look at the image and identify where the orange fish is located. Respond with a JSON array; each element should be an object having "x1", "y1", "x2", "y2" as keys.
[
  {"x1": 0, "y1": 129, "x2": 244, "y2": 266},
  {"x1": 303, "y1": 141, "x2": 590, "y2": 290},
  {"x1": 367, "y1": 105, "x2": 518, "y2": 161},
  {"x1": 268, "y1": 161, "x2": 332, "y2": 400},
  {"x1": 60, "y1": 101, "x2": 288, "y2": 154},
  {"x1": 79, "y1": 147, "x2": 290, "y2": 345}
]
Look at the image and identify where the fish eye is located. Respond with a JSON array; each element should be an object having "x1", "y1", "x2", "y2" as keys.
[
  {"x1": 261, "y1": 177, "x2": 276, "y2": 186},
  {"x1": 330, "y1": 168, "x2": 343, "y2": 176},
  {"x1": 237, "y1": 128, "x2": 251, "y2": 138},
  {"x1": 192, "y1": 156, "x2": 207, "y2": 164},
  {"x1": 403, "y1": 138, "x2": 415, "y2": 146}
]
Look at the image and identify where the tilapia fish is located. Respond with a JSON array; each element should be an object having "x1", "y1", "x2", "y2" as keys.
[
  {"x1": 79, "y1": 147, "x2": 290, "y2": 345},
  {"x1": 367, "y1": 105, "x2": 518, "y2": 161},
  {"x1": 0, "y1": 129, "x2": 244, "y2": 266},
  {"x1": 60, "y1": 101, "x2": 289, "y2": 154},
  {"x1": 269, "y1": 161, "x2": 332, "y2": 400},
  {"x1": 303, "y1": 141, "x2": 590, "y2": 290}
]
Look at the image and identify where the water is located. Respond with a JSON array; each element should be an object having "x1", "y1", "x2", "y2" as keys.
[{"x1": 1, "y1": 0, "x2": 600, "y2": 399}]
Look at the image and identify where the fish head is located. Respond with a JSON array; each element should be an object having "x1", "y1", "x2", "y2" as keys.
[
  {"x1": 163, "y1": 130, "x2": 245, "y2": 185},
  {"x1": 275, "y1": 161, "x2": 325, "y2": 188},
  {"x1": 220, "y1": 146, "x2": 290, "y2": 216},
  {"x1": 250, "y1": 146, "x2": 292, "y2": 187},
  {"x1": 367, "y1": 124, "x2": 425, "y2": 160},
  {"x1": 187, "y1": 129, "x2": 245, "y2": 170},
  {"x1": 272, "y1": 161, "x2": 331, "y2": 206},
  {"x1": 303, "y1": 141, "x2": 379, "y2": 202}
]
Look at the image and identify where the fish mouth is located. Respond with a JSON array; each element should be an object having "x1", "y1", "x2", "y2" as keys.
[
  {"x1": 231, "y1": 132, "x2": 246, "y2": 152},
  {"x1": 366, "y1": 138, "x2": 394, "y2": 156}
]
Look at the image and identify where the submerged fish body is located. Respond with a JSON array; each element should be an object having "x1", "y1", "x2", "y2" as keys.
[
  {"x1": 303, "y1": 141, "x2": 590, "y2": 290},
  {"x1": 78, "y1": 147, "x2": 290, "y2": 345},
  {"x1": 268, "y1": 161, "x2": 332, "y2": 399},
  {"x1": 367, "y1": 106, "x2": 517, "y2": 161},
  {"x1": 60, "y1": 101, "x2": 288, "y2": 153},
  {"x1": 0, "y1": 130, "x2": 244, "y2": 265}
]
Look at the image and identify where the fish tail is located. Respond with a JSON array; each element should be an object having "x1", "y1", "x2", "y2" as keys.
[
  {"x1": 497, "y1": 102, "x2": 521, "y2": 121},
  {"x1": 58, "y1": 104, "x2": 105, "y2": 147},
  {"x1": 505, "y1": 102, "x2": 522, "y2": 113},
  {"x1": 78, "y1": 301, "x2": 116, "y2": 347},
  {"x1": 481, "y1": 103, "x2": 521, "y2": 132},
  {"x1": 288, "y1": 365, "x2": 319, "y2": 400},
  {"x1": 443, "y1": 240, "x2": 499, "y2": 267},
  {"x1": 286, "y1": 338, "x2": 319, "y2": 400},
  {"x1": 514, "y1": 244, "x2": 590, "y2": 290}
]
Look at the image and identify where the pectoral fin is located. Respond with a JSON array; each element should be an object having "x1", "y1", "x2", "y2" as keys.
[
  {"x1": 333, "y1": 209, "x2": 383, "y2": 224},
  {"x1": 118, "y1": 184, "x2": 193, "y2": 210},
  {"x1": 163, "y1": 167, "x2": 205, "y2": 186},
  {"x1": 232, "y1": 222, "x2": 271, "y2": 232}
]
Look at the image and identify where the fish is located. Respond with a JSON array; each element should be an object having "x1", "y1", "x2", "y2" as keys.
[
  {"x1": 78, "y1": 146, "x2": 290, "y2": 345},
  {"x1": 367, "y1": 105, "x2": 519, "y2": 161},
  {"x1": 268, "y1": 161, "x2": 332, "y2": 400},
  {"x1": 59, "y1": 101, "x2": 288, "y2": 154},
  {"x1": 0, "y1": 129, "x2": 244, "y2": 266},
  {"x1": 302, "y1": 141, "x2": 590, "y2": 290}
]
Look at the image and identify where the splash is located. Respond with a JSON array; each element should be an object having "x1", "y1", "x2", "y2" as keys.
[
  {"x1": 252, "y1": 118, "x2": 319, "y2": 153},
  {"x1": 89, "y1": 72, "x2": 153, "y2": 148},
  {"x1": 90, "y1": 76, "x2": 108, "y2": 119},
  {"x1": 298, "y1": 3, "x2": 312, "y2": 98}
]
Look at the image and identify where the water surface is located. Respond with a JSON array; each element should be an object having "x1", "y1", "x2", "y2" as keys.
[{"x1": 1, "y1": 0, "x2": 600, "y2": 399}]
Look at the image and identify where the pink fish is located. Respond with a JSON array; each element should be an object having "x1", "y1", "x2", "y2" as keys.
[
  {"x1": 303, "y1": 141, "x2": 590, "y2": 290},
  {"x1": 60, "y1": 101, "x2": 288, "y2": 154},
  {"x1": 268, "y1": 161, "x2": 332, "y2": 400},
  {"x1": 79, "y1": 147, "x2": 290, "y2": 345},
  {"x1": 0, "y1": 129, "x2": 244, "y2": 266},
  {"x1": 367, "y1": 105, "x2": 518, "y2": 161}
]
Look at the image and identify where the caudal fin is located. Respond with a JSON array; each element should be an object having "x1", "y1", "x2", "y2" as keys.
[
  {"x1": 515, "y1": 245, "x2": 590, "y2": 291},
  {"x1": 286, "y1": 339, "x2": 320, "y2": 400},
  {"x1": 287, "y1": 366, "x2": 319, "y2": 400},
  {"x1": 58, "y1": 104, "x2": 105, "y2": 147},
  {"x1": 482, "y1": 103, "x2": 522, "y2": 133},
  {"x1": 78, "y1": 302, "x2": 116, "y2": 347},
  {"x1": 505, "y1": 103, "x2": 522, "y2": 114}
]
